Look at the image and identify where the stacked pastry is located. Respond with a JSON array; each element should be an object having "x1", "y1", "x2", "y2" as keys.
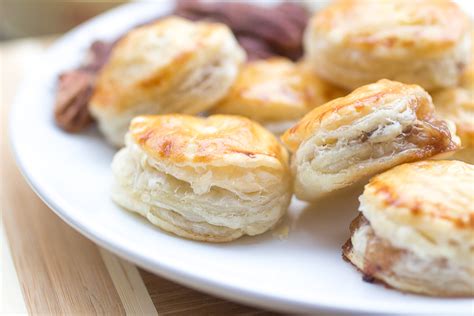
[
  {"x1": 211, "y1": 58, "x2": 345, "y2": 135},
  {"x1": 303, "y1": 0, "x2": 471, "y2": 90},
  {"x1": 432, "y1": 32, "x2": 474, "y2": 163},
  {"x1": 281, "y1": 79, "x2": 460, "y2": 201},
  {"x1": 343, "y1": 160, "x2": 474, "y2": 297},
  {"x1": 112, "y1": 115, "x2": 292, "y2": 242},
  {"x1": 77, "y1": 0, "x2": 473, "y2": 297},
  {"x1": 89, "y1": 17, "x2": 246, "y2": 146}
]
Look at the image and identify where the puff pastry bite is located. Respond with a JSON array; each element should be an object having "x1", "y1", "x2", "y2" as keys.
[
  {"x1": 89, "y1": 17, "x2": 245, "y2": 146},
  {"x1": 111, "y1": 114, "x2": 292, "y2": 242},
  {"x1": 211, "y1": 58, "x2": 345, "y2": 135},
  {"x1": 304, "y1": 0, "x2": 471, "y2": 90},
  {"x1": 343, "y1": 160, "x2": 474, "y2": 297},
  {"x1": 281, "y1": 80, "x2": 460, "y2": 201},
  {"x1": 433, "y1": 37, "x2": 474, "y2": 163}
]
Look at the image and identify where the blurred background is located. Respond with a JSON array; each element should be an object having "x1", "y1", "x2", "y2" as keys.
[
  {"x1": 0, "y1": 0, "x2": 127, "y2": 41},
  {"x1": 1, "y1": 0, "x2": 472, "y2": 41}
]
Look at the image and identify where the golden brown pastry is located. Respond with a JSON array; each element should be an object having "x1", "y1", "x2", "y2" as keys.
[
  {"x1": 211, "y1": 58, "x2": 345, "y2": 135},
  {"x1": 281, "y1": 79, "x2": 460, "y2": 201},
  {"x1": 433, "y1": 33, "x2": 474, "y2": 163},
  {"x1": 304, "y1": 0, "x2": 471, "y2": 90},
  {"x1": 111, "y1": 114, "x2": 292, "y2": 242},
  {"x1": 89, "y1": 17, "x2": 245, "y2": 146},
  {"x1": 343, "y1": 160, "x2": 474, "y2": 297}
]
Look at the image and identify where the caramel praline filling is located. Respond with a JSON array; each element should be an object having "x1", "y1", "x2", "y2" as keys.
[
  {"x1": 406, "y1": 114, "x2": 458, "y2": 155},
  {"x1": 343, "y1": 214, "x2": 405, "y2": 280},
  {"x1": 310, "y1": 106, "x2": 456, "y2": 175}
]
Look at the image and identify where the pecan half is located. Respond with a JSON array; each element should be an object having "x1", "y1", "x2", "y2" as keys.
[
  {"x1": 236, "y1": 35, "x2": 275, "y2": 61},
  {"x1": 81, "y1": 40, "x2": 114, "y2": 73},
  {"x1": 54, "y1": 40, "x2": 112, "y2": 132},
  {"x1": 54, "y1": 70, "x2": 95, "y2": 132},
  {"x1": 175, "y1": 1, "x2": 309, "y2": 61}
]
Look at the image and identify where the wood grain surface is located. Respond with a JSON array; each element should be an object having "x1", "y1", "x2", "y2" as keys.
[{"x1": 1, "y1": 38, "x2": 277, "y2": 315}]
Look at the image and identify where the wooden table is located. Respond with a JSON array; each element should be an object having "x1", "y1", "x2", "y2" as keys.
[{"x1": 1, "y1": 37, "x2": 277, "y2": 315}]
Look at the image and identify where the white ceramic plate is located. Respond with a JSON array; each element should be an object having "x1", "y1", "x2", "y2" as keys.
[{"x1": 10, "y1": 2, "x2": 474, "y2": 314}]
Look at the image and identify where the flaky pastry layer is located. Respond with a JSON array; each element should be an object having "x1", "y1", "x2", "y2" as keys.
[
  {"x1": 211, "y1": 58, "x2": 345, "y2": 128},
  {"x1": 344, "y1": 214, "x2": 474, "y2": 297},
  {"x1": 281, "y1": 80, "x2": 459, "y2": 201},
  {"x1": 90, "y1": 17, "x2": 245, "y2": 146},
  {"x1": 360, "y1": 160, "x2": 474, "y2": 267},
  {"x1": 304, "y1": 0, "x2": 471, "y2": 90},
  {"x1": 112, "y1": 136, "x2": 291, "y2": 241}
]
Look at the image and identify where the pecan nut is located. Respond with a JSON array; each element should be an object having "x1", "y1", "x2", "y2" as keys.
[
  {"x1": 54, "y1": 40, "x2": 113, "y2": 132},
  {"x1": 54, "y1": 70, "x2": 95, "y2": 132},
  {"x1": 175, "y1": 1, "x2": 309, "y2": 61}
]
